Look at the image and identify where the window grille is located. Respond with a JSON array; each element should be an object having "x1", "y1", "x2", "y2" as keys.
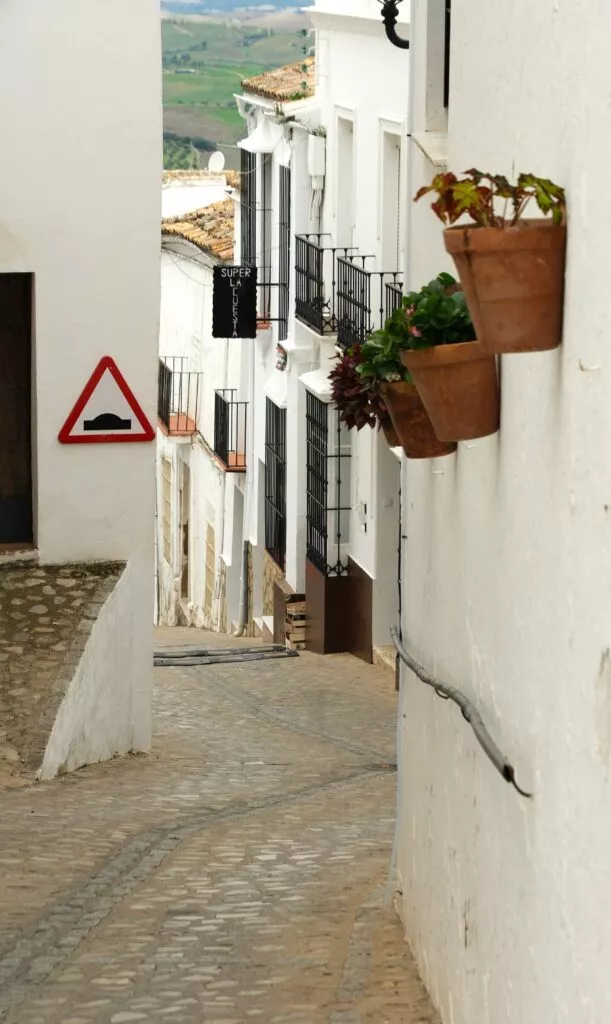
[
  {"x1": 260, "y1": 153, "x2": 273, "y2": 318},
  {"x1": 240, "y1": 149, "x2": 257, "y2": 267},
  {"x1": 306, "y1": 393, "x2": 351, "y2": 577},
  {"x1": 278, "y1": 167, "x2": 291, "y2": 342},
  {"x1": 265, "y1": 399, "x2": 287, "y2": 570},
  {"x1": 444, "y1": 0, "x2": 451, "y2": 108}
]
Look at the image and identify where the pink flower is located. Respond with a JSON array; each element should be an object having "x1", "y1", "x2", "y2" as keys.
[{"x1": 410, "y1": 326, "x2": 422, "y2": 337}]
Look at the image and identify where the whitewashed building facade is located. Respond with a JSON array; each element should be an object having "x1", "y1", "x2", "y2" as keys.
[
  {"x1": 385, "y1": 1, "x2": 611, "y2": 1023},
  {"x1": 156, "y1": 178, "x2": 250, "y2": 632},
  {"x1": 0, "y1": 0, "x2": 161, "y2": 773},
  {"x1": 212, "y1": 0, "x2": 412, "y2": 658}
]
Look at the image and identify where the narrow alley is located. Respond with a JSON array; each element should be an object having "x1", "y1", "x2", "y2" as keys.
[{"x1": 0, "y1": 631, "x2": 438, "y2": 1024}]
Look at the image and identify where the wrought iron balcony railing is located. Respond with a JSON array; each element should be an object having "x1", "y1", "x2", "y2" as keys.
[
  {"x1": 385, "y1": 280, "x2": 404, "y2": 321},
  {"x1": 158, "y1": 357, "x2": 202, "y2": 435},
  {"x1": 337, "y1": 259, "x2": 403, "y2": 350},
  {"x1": 214, "y1": 389, "x2": 248, "y2": 472},
  {"x1": 295, "y1": 234, "x2": 362, "y2": 335}
]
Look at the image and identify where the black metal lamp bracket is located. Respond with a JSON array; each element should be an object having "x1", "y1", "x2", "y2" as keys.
[{"x1": 379, "y1": 0, "x2": 410, "y2": 49}]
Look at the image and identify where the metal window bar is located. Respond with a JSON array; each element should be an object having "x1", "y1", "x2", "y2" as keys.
[
  {"x1": 278, "y1": 167, "x2": 291, "y2": 343},
  {"x1": 444, "y1": 0, "x2": 451, "y2": 108},
  {"x1": 214, "y1": 389, "x2": 247, "y2": 471},
  {"x1": 240, "y1": 149, "x2": 257, "y2": 267},
  {"x1": 306, "y1": 393, "x2": 351, "y2": 577},
  {"x1": 158, "y1": 357, "x2": 202, "y2": 435},
  {"x1": 385, "y1": 281, "x2": 404, "y2": 322},
  {"x1": 295, "y1": 235, "x2": 360, "y2": 335},
  {"x1": 260, "y1": 153, "x2": 273, "y2": 319},
  {"x1": 337, "y1": 258, "x2": 403, "y2": 349},
  {"x1": 264, "y1": 399, "x2": 287, "y2": 570}
]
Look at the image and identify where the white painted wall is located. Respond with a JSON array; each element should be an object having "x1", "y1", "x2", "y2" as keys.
[
  {"x1": 308, "y1": 3, "x2": 407, "y2": 632},
  {"x1": 397, "y1": 2, "x2": 611, "y2": 1022},
  {"x1": 157, "y1": 240, "x2": 246, "y2": 629},
  {"x1": 0, "y1": 0, "x2": 161, "y2": 756},
  {"x1": 40, "y1": 565, "x2": 148, "y2": 778}
]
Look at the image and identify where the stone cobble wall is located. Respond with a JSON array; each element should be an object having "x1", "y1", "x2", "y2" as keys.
[
  {"x1": 263, "y1": 549, "x2": 284, "y2": 617},
  {"x1": 0, "y1": 562, "x2": 124, "y2": 784}
]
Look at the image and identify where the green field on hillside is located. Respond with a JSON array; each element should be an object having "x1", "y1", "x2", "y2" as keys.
[
  {"x1": 162, "y1": 13, "x2": 309, "y2": 170},
  {"x1": 164, "y1": 62, "x2": 263, "y2": 105}
]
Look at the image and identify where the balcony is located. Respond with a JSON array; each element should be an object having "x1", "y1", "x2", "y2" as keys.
[
  {"x1": 385, "y1": 280, "x2": 404, "y2": 320},
  {"x1": 295, "y1": 235, "x2": 402, "y2": 347},
  {"x1": 214, "y1": 390, "x2": 248, "y2": 472},
  {"x1": 295, "y1": 234, "x2": 359, "y2": 335},
  {"x1": 158, "y1": 357, "x2": 202, "y2": 436},
  {"x1": 337, "y1": 259, "x2": 403, "y2": 350}
]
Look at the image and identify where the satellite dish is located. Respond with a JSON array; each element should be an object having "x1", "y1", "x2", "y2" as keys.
[{"x1": 208, "y1": 151, "x2": 226, "y2": 173}]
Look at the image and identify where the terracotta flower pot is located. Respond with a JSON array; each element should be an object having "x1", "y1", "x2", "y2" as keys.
[
  {"x1": 379, "y1": 381, "x2": 457, "y2": 459},
  {"x1": 444, "y1": 220, "x2": 567, "y2": 354},
  {"x1": 401, "y1": 342, "x2": 500, "y2": 442},
  {"x1": 380, "y1": 416, "x2": 400, "y2": 448}
]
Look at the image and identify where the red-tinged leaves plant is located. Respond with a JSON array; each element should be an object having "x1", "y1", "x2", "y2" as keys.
[
  {"x1": 414, "y1": 170, "x2": 566, "y2": 228},
  {"x1": 329, "y1": 345, "x2": 389, "y2": 431}
]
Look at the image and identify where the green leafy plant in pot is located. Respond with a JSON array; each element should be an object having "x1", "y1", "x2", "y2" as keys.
[
  {"x1": 398, "y1": 273, "x2": 500, "y2": 442},
  {"x1": 328, "y1": 345, "x2": 399, "y2": 447},
  {"x1": 356, "y1": 323, "x2": 456, "y2": 460},
  {"x1": 415, "y1": 170, "x2": 567, "y2": 354}
]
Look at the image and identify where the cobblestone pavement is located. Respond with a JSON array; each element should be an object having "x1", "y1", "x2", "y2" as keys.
[{"x1": 0, "y1": 628, "x2": 439, "y2": 1024}]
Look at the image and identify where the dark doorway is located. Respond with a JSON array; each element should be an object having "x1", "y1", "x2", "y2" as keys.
[{"x1": 0, "y1": 274, "x2": 33, "y2": 545}]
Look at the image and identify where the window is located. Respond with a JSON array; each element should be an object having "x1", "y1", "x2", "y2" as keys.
[
  {"x1": 444, "y1": 0, "x2": 451, "y2": 108},
  {"x1": 306, "y1": 394, "x2": 351, "y2": 577},
  {"x1": 240, "y1": 149, "x2": 257, "y2": 267},
  {"x1": 424, "y1": 0, "x2": 451, "y2": 130},
  {"x1": 264, "y1": 399, "x2": 287, "y2": 570},
  {"x1": 278, "y1": 166, "x2": 291, "y2": 342},
  {"x1": 260, "y1": 153, "x2": 273, "y2": 319},
  {"x1": 336, "y1": 116, "x2": 355, "y2": 248},
  {"x1": 381, "y1": 129, "x2": 402, "y2": 273}
]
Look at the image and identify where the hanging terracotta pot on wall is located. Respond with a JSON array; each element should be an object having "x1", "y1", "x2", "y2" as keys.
[
  {"x1": 379, "y1": 381, "x2": 457, "y2": 459},
  {"x1": 444, "y1": 220, "x2": 567, "y2": 354},
  {"x1": 380, "y1": 416, "x2": 400, "y2": 448},
  {"x1": 401, "y1": 342, "x2": 500, "y2": 442}
]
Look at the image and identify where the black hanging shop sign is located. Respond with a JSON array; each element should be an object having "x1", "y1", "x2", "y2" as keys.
[{"x1": 212, "y1": 266, "x2": 258, "y2": 339}]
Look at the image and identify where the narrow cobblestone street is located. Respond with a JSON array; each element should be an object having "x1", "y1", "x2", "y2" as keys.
[{"x1": 0, "y1": 630, "x2": 438, "y2": 1024}]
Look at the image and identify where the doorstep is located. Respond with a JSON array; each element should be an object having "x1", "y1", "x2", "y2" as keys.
[{"x1": 0, "y1": 543, "x2": 38, "y2": 566}]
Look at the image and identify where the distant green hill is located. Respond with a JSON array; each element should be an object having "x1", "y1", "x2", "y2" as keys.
[
  {"x1": 163, "y1": 1, "x2": 305, "y2": 12},
  {"x1": 162, "y1": 8, "x2": 310, "y2": 170}
]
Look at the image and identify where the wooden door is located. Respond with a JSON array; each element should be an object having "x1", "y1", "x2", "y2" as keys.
[{"x1": 0, "y1": 274, "x2": 32, "y2": 545}]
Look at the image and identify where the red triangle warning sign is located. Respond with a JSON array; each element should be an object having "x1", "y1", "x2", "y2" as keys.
[{"x1": 58, "y1": 356, "x2": 155, "y2": 445}]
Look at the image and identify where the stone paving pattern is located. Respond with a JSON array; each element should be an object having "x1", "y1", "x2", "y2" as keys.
[
  {"x1": 0, "y1": 627, "x2": 439, "y2": 1024},
  {"x1": 0, "y1": 563, "x2": 124, "y2": 783}
]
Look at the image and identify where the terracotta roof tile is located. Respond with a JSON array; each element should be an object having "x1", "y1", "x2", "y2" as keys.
[
  {"x1": 241, "y1": 57, "x2": 315, "y2": 103},
  {"x1": 162, "y1": 198, "x2": 234, "y2": 262}
]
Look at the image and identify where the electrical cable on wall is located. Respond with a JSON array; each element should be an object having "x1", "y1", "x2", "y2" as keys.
[{"x1": 391, "y1": 627, "x2": 533, "y2": 798}]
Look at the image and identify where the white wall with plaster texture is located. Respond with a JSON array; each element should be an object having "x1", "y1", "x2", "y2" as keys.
[
  {"x1": 0, "y1": 0, "x2": 161, "y2": 756},
  {"x1": 396, "y1": 2, "x2": 611, "y2": 1023},
  {"x1": 40, "y1": 565, "x2": 149, "y2": 778}
]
